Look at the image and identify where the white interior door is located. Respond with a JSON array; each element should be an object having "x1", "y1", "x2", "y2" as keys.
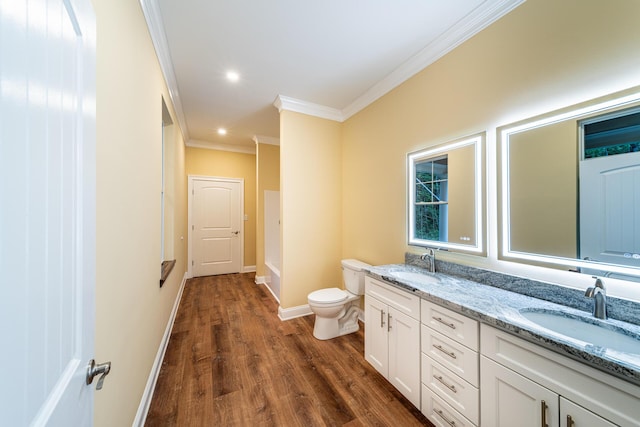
[
  {"x1": 580, "y1": 151, "x2": 640, "y2": 269},
  {"x1": 0, "y1": 0, "x2": 97, "y2": 425},
  {"x1": 190, "y1": 177, "x2": 243, "y2": 276}
]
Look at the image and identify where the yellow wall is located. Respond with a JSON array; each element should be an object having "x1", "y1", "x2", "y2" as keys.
[
  {"x1": 93, "y1": 0, "x2": 187, "y2": 425},
  {"x1": 342, "y1": 0, "x2": 640, "y2": 268},
  {"x1": 256, "y1": 143, "x2": 281, "y2": 277},
  {"x1": 185, "y1": 147, "x2": 257, "y2": 268},
  {"x1": 280, "y1": 111, "x2": 343, "y2": 308}
]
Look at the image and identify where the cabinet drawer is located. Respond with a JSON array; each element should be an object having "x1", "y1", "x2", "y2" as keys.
[
  {"x1": 421, "y1": 300, "x2": 478, "y2": 350},
  {"x1": 421, "y1": 326, "x2": 479, "y2": 387},
  {"x1": 365, "y1": 277, "x2": 420, "y2": 320},
  {"x1": 422, "y1": 384, "x2": 476, "y2": 427},
  {"x1": 422, "y1": 355, "x2": 479, "y2": 424}
]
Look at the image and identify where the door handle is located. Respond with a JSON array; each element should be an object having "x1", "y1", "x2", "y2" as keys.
[
  {"x1": 86, "y1": 359, "x2": 111, "y2": 390},
  {"x1": 232, "y1": 230, "x2": 239, "y2": 235}
]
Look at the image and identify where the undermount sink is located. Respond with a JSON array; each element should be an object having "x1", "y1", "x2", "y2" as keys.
[
  {"x1": 519, "y1": 309, "x2": 640, "y2": 354},
  {"x1": 388, "y1": 271, "x2": 439, "y2": 285}
]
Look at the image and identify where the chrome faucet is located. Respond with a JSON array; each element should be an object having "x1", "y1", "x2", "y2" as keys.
[
  {"x1": 584, "y1": 276, "x2": 607, "y2": 320},
  {"x1": 420, "y1": 248, "x2": 436, "y2": 273}
]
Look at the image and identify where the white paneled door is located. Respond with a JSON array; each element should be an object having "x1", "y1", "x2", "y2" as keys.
[
  {"x1": 0, "y1": 0, "x2": 98, "y2": 425},
  {"x1": 190, "y1": 177, "x2": 243, "y2": 277},
  {"x1": 580, "y1": 151, "x2": 640, "y2": 269}
]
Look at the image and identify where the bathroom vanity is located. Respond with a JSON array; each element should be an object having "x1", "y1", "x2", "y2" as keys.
[{"x1": 363, "y1": 264, "x2": 640, "y2": 427}]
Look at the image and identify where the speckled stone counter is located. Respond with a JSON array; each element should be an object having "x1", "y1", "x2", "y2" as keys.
[{"x1": 365, "y1": 263, "x2": 640, "y2": 387}]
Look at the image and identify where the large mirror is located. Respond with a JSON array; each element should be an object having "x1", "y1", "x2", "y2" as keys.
[
  {"x1": 408, "y1": 134, "x2": 485, "y2": 254},
  {"x1": 500, "y1": 87, "x2": 640, "y2": 279}
]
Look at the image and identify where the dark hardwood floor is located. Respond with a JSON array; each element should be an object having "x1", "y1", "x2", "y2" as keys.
[{"x1": 145, "y1": 273, "x2": 433, "y2": 427}]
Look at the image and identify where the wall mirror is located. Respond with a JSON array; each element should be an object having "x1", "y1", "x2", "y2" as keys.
[
  {"x1": 408, "y1": 134, "x2": 485, "y2": 254},
  {"x1": 499, "y1": 86, "x2": 640, "y2": 280}
]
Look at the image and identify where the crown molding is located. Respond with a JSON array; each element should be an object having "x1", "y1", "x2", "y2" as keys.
[
  {"x1": 139, "y1": 0, "x2": 190, "y2": 142},
  {"x1": 145, "y1": 0, "x2": 524, "y2": 134},
  {"x1": 252, "y1": 135, "x2": 280, "y2": 146},
  {"x1": 342, "y1": 0, "x2": 525, "y2": 120},
  {"x1": 273, "y1": 0, "x2": 524, "y2": 123},
  {"x1": 187, "y1": 139, "x2": 257, "y2": 154},
  {"x1": 273, "y1": 95, "x2": 345, "y2": 122}
]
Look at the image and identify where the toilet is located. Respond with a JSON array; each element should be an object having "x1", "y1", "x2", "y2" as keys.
[{"x1": 307, "y1": 259, "x2": 370, "y2": 340}]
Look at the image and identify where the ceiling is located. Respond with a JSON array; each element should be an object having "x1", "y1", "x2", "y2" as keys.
[{"x1": 143, "y1": 0, "x2": 523, "y2": 152}]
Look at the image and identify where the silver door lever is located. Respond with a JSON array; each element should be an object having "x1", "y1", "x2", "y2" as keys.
[{"x1": 86, "y1": 359, "x2": 111, "y2": 390}]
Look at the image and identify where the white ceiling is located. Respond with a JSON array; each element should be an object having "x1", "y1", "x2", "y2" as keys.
[{"x1": 144, "y1": 0, "x2": 524, "y2": 151}]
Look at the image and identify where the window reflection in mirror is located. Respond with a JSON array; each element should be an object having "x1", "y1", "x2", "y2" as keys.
[
  {"x1": 499, "y1": 87, "x2": 640, "y2": 279},
  {"x1": 414, "y1": 155, "x2": 449, "y2": 242},
  {"x1": 408, "y1": 134, "x2": 484, "y2": 253}
]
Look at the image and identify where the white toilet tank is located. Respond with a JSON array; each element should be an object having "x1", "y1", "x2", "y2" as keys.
[{"x1": 341, "y1": 259, "x2": 370, "y2": 295}]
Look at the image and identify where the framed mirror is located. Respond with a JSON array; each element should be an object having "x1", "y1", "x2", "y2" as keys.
[
  {"x1": 499, "y1": 86, "x2": 640, "y2": 280},
  {"x1": 408, "y1": 134, "x2": 485, "y2": 253}
]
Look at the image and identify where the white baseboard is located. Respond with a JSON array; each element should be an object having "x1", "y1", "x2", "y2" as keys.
[
  {"x1": 254, "y1": 275, "x2": 266, "y2": 285},
  {"x1": 278, "y1": 304, "x2": 313, "y2": 321},
  {"x1": 242, "y1": 265, "x2": 256, "y2": 273},
  {"x1": 132, "y1": 272, "x2": 188, "y2": 427}
]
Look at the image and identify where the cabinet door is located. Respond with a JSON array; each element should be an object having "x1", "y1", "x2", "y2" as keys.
[
  {"x1": 481, "y1": 356, "x2": 559, "y2": 427},
  {"x1": 560, "y1": 397, "x2": 616, "y2": 427},
  {"x1": 388, "y1": 307, "x2": 421, "y2": 408},
  {"x1": 364, "y1": 295, "x2": 388, "y2": 376}
]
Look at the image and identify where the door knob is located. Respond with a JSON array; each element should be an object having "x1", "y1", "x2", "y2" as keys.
[
  {"x1": 86, "y1": 359, "x2": 111, "y2": 390},
  {"x1": 232, "y1": 230, "x2": 239, "y2": 235}
]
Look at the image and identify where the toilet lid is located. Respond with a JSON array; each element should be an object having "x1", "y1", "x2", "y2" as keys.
[{"x1": 308, "y1": 287, "x2": 348, "y2": 304}]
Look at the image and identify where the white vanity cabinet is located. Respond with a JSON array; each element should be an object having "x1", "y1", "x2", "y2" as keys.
[
  {"x1": 421, "y1": 300, "x2": 480, "y2": 427},
  {"x1": 481, "y1": 324, "x2": 639, "y2": 427},
  {"x1": 364, "y1": 277, "x2": 421, "y2": 408}
]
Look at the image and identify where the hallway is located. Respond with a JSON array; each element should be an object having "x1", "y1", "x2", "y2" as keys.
[{"x1": 145, "y1": 273, "x2": 431, "y2": 426}]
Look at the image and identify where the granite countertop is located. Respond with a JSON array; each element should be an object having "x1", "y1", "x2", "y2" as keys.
[{"x1": 365, "y1": 264, "x2": 640, "y2": 387}]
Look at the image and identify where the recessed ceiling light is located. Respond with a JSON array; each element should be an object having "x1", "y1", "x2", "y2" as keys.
[
  {"x1": 217, "y1": 128, "x2": 227, "y2": 135},
  {"x1": 226, "y1": 71, "x2": 240, "y2": 82}
]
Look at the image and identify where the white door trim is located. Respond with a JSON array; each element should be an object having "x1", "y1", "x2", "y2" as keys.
[{"x1": 188, "y1": 175, "x2": 244, "y2": 278}]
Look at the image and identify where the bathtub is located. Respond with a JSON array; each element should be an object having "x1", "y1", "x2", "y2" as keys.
[{"x1": 265, "y1": 261, "x2": 280, "y2": 301}]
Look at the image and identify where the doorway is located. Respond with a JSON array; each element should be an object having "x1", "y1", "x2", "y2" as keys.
[{"x1": 188, "y1": 176, "x2": 244, "y2": 277}]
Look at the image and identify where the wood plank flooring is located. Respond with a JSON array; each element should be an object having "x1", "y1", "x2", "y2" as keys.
[{"x1": 145, "y1": 273, "x2": 433, "y2": 427}]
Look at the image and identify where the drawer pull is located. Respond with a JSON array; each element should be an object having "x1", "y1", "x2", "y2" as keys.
[
  {"x1": 433, "y1": 375, "x2": 458, "y2": 393},
  {"x1": 435, "y1": 409, "x2": 457, "y2": 427},
  {"x1": 433, "y1": 344, "x2": 457, "y2": 359},
  {"x1": 433, "y1": 316, "x2": 456, "y2": 329},
  {"x1": 388, "y1": 313, "x2": 392, "y2": 332},
  {"x1": 381, "y1": 310, "x2": 385, "y2": 328},
  {"x1": 541, "y1": 400, "x2": 548, "y2": 427},
  {"x1": 566, "y1": 415, "x2": 574, "y2": 427}
]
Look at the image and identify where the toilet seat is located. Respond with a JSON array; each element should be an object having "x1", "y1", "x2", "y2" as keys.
[{"x1": 308, "y1": 287, "x2": 348, "y2": 304}]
